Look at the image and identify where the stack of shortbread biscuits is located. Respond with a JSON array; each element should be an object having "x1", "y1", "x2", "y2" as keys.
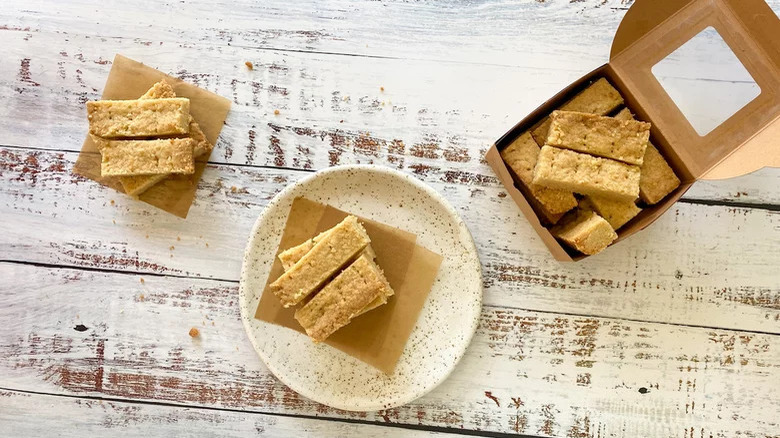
[
  {"x1": 501, "y1": 78, "x2": 680, "y2": 255},
  {"x1": 271, "y1": 215, "x2": 395, "y2": 342},
  {"x1": 87, "y1": 80, "x2": 213, "y2": 196}
]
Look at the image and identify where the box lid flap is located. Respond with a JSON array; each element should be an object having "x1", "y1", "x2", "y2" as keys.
[{"x1": 609, "y1": 0, "x2": 780, "y2": 179}]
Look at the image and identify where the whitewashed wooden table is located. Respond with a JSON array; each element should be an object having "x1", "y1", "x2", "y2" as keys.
[{"x1": 1, "y1": 1, "x2": 779, "y2": 437}]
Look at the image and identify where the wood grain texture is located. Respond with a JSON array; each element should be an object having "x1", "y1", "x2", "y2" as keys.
[
  {"x1": 2, "y1": 0, "x2": 780, "y2": 435},
  {"x1": 1, "y1": 263, "x2": 778, "y2": 437},
  {"x1": 1, "y1": 8, "x2": 779, "y2": 207},
  {"x1": 0, "y1": 390, "x2": 465, "y2": 438},
  {"x1": 1, "y1": 147, "x2": 778, "y2": 333}
]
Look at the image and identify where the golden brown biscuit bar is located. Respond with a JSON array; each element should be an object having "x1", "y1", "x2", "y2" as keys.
[
  {"x1": 612, "y1": 109, "x2": 681, "y2": 204},
  {"x1": 294, "y1": 254, "x2": 394, "y2": 342},
  {"x1": 96, "y1": 138, "x2": 196, "y2": 176},
  {"x1": 119, "y1": 81, "x2": 213, "y2": 196},
  {"x1": 87, "y1": 98, "x2": 191, "y2": 138},
  {"x1": 533, "y1": 146, "x2": 640, "y2": 201},
  {"x1": 278, "y1": 233, "x2": 386, "y2": 315},
  {"x1": 552, "y1": 209, "x2": 617, "y2": 255},
  {"x1": 547, "y1": 111, "x2": 650, "y2": 165},
  {"x1": 531, "y1": 78, "x2": 624, "y2": 145},
  {"x1": 580, "y1": 196, "x2": 641, "y2": 230},
  {"x1": 500, "y1": 132, "x2": 577, "y2": 222},
  {"x1": 271, "y1": 215, "x2": 370, "y2": 308}
]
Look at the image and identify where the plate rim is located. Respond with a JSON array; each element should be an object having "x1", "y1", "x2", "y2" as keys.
[{"x1": 238, "y1": 164, "x2": 483, "y2": 411}]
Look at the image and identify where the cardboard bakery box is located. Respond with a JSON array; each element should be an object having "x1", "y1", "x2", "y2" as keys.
[{"x1": 486, "y1": 0, "x2": 780, "y2": 261}]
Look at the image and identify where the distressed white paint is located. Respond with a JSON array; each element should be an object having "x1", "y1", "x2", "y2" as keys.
[
  {"x1": 1, "y1": 0, "x2": 779, "y2": 436},
  {"x1": 1, "y1": 148, "x2": 778, "y2": 333},
  {"x1": 0, "y1": 263, "x2": 778, "y2": 436},
  {"x1": 0, "y1": 390, "x2": 461, "y2": 437}
]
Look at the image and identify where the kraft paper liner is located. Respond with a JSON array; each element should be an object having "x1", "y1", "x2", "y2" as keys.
[
  {"x1": 254, "y1": 197, "x2": 443, "y2": 375},
  {"x1": 73, "y1": 54, "x2": 231, "y2": 218}
]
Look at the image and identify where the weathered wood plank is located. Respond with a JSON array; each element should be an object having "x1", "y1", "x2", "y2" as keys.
[
  {"x1": 0, "y1": 390, "x2": 463, "y2": 437},
  {"x1": 1, "y1": 263, "x2": 778, "y2": 437},
  {"x1": 1, "y1": 24, "x2": 778, "y2": 206},
  {"x1": 1, "y1": 147, "x2": 778, "y2": 332}
]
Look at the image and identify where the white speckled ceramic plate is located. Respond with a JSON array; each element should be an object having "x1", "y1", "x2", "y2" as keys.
[{"x1": 238, "y1": 165, "x2": 482, "y2": 411}]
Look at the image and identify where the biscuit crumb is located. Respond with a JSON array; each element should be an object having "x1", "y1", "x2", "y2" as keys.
[
  {"x1": 205, "y1": 243, "x2": 209, "y2": 248},
  {"x1": 189, "y1": 327, "x2": 200, "y2": 338},
  {"x1": 274, "y1": 109, "x2": 280, "y2": 115},
  {"x1": 110, "y1": 200, "x2": 115, "y2": 205},
  {"x1": 139, "y1": 294, "x2": 145, "y2": 302},
  {"x1": 245, "y1": 61, "x2": 253, "y2": 70},
  {"x1": 145, "y1": 234, "x2": 149, "y2": 239},
  {"x1": 380, "y1": 86, "x2": 384, "y2": 92},
  {"x1": 169, "y1": 246, "x2": 175, "y2": 251},
  {"x1": 230, "y1": 186, "x2": 237, "y2": 193},
  {"x1": 140, "y1": 278, "x2": 145, "y2": 284},
  {"x1": 211, "y1": 321, "x2": 215, "y2": 326},
  {"x1": 112, "y1": 219, "x2": 116, "y2": 224},
  {"x1": 177, "y1": 236, "x2": 181, "y2": 241}
]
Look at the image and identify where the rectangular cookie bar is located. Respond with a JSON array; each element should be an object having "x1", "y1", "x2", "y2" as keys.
[
  {"x1": 546, "y1": 111, "x2": 650, "y2": 165},
  {"x1": 294, "y1": 254, "x2": 394, "y2": 342},
  {"x1": 96, "y1": 137, "x2": 195, "y2": 176},
  {"x1": 278, "y1": 232, "x2": 386, "y2": 315},
  {"x1": 552, "y1": 210, "x2": 617, "y2": 255},
  {"x1": 531, "y1": 78, "x2": 624, "y2": 146},
  {"x1": 580, "y1": 196, "x2": 641, "y2": 230},
  {"x1": 270, "y1": 215, "x2": 370, "y2": 308},
  {"x1": 613, "y1": 109, "x2": 681, "y2": 204},
  {"x1": 500, "y1": 132, "x2": 577, "y2": 223},
  {"x1": 533, "y1": 146, "x2": 640, "y2": 202},
  {"x1": 87, "y1": 98, "x2": 191, "y2": 138},
  {"x1": 119, "y1": 81, "x2": 214, "y2": 196}
]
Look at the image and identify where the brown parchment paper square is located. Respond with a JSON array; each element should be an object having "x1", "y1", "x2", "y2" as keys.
[
  {"x1": 72, "y1": 54, "x2": 231, "y2": 218},
  {"x1": 254, "y1": 197, "x2": 443, "y2": 374}
]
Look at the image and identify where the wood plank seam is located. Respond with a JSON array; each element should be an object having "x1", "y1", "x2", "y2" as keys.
[{"x1": 0, "y1": 386, "x2": 543, "y2": 438}]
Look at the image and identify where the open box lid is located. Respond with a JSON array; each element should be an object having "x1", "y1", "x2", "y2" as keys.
[{"x1": 608, "y1": 0, "x2": 780, "y2": 180}]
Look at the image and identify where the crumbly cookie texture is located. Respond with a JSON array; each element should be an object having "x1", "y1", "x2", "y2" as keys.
[
  {"x1": 547, "y1": 111, "x2": 650, "y2": 165},
  {"x1": 119, "y1": 81, "x2": 213, "y2": 196},
  {"x1": 531, "y1": 78, "x2": 624, "y2": 146},
  {"x1": 580, "y1": 196, "x2": 641, "y2": 230},
  {"x1": 500, "y1": 131, "x2": 577, "y2": 223},
  {"x1": 533, "y1": 146, "x2": 640, "y2": 202},
  {"x1": 270, "y1": 215, "x2": 370, "y2": 308},
  {"x1": 87, "y1": 98, "x2": 191, "y2": 138},
  {"x1": 278, "y1": 231, "x2": 386, "y2": 316},
  {"x1": 552, "y1": 209, "x2": 617, "y2": 255},
  {"x1": 96, "y1": 137, "x2": 196, "y2": 176},
  {"x1": 613, "y1": 108, "x2": 681, "y2": 204},
  {"x1": 294, "y1": 254, "x2": 394, "y2": 342}
]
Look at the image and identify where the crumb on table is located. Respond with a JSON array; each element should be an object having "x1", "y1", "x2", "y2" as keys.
[
  {"x1": 380, "y1": 86, "x2": 384, "y2": 92},
  {"x1": 169, "y1": 245, "x2": 175, "y2": 251},
  {"x1": 177, "y1": 236, "x2": 181, "y2": 241},
  {"x1": 189, "y1": 327, "x2": 200, "y2": 338},
  {"x1": 139, "y1": 294, "x2": 145, "y2": 302},
  {"x1": 110, "y1": 200, "x2": 115, "y2": 205},
  {"x1": 140, "y1": 278, "x2": 145, "y2": 284},
  {"x1": 231, "y1": 186, "x2": 237, "y2": 193},
  {"x1": 274, "y1": 109, "x2": 280, "y2": 115},
  {"x1": 245, "y1": 61, "x2": 253, "y2": 70}
]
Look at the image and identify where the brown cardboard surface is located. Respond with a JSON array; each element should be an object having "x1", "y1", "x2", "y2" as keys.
[
  {"x1": 609, "y1": 0, "x2": 780, "y2": 178},
  {"x1": 254, "y1": 197, "x2": 443, "y2": 374},
  {"x1": 489, "y1": 0, "x2": 778, "y2": 260},
  {"x1": 489, "y1": 66, "x2": 693, "y2": 261},
  {"x1": 72, "y1": 54, "x2": 231, "y2": 218}
]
